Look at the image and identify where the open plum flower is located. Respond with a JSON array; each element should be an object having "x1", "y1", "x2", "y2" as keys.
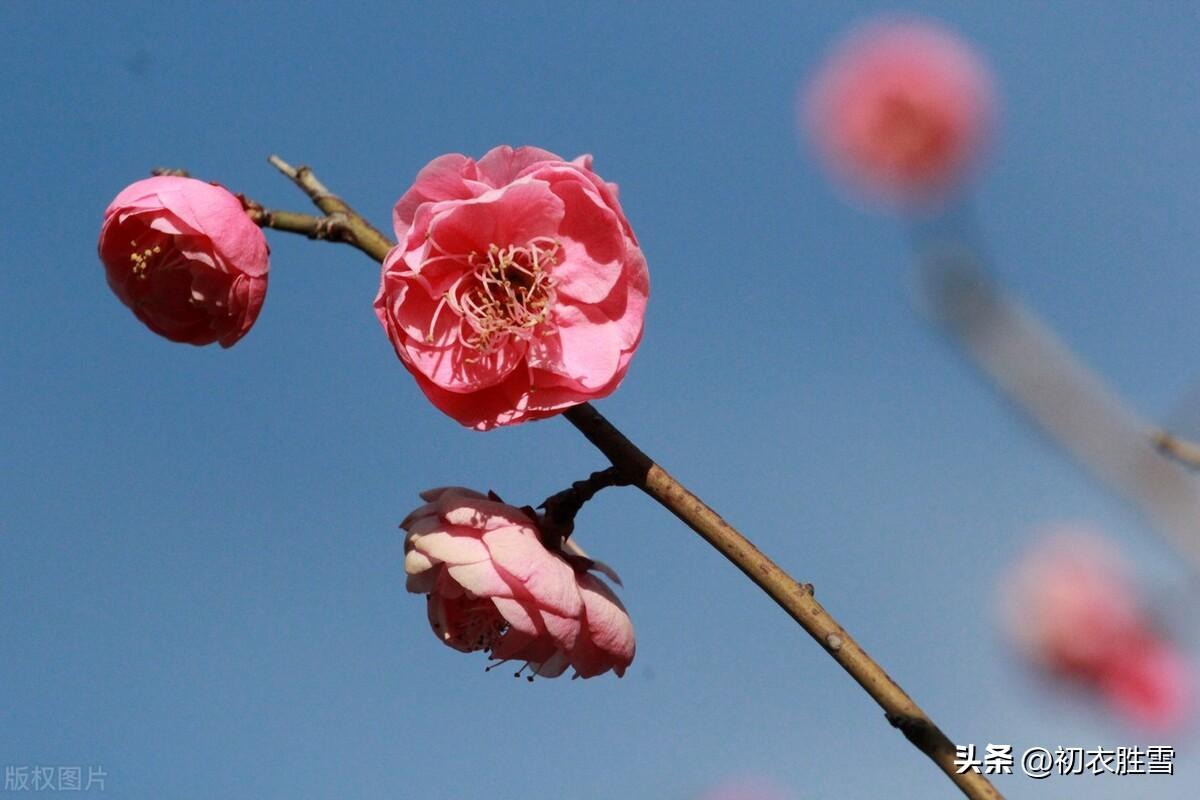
[
  {"x1": 98, "y1": 175, "x2": 269, "y2": 347},
  {"x1": 374, "y1": 146, "x2": 649, "y2": 430},
  {"x1": 998, "y1": 527, "x2": 1194, "y2": 730},
  {"x1": 401, "y1": 486, "x2": 635, "y2": 679},
  {"x1": 804, "y1": 17, "x2": 995, "y2": 209}
]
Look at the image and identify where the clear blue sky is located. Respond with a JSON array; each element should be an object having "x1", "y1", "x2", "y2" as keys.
[{"x1": 3, "y1": 2, "x2": 1199, "y2": 798}]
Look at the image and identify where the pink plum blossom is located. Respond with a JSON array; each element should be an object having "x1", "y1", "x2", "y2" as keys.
[
  {"x1": 374, "y1": 146, "x2": 649, "y2": 430},
  {"x1": 804, "y1": 17, "x2": 995, "y2": 209},
  {"x1": 401, "y1": 487, "x2": 635, "y2": 679},
  {"x1": 999, "y1": 526, "x2": 1194, "y2": 730},
  {"x1": 98, "y1": 176, "x2": 269, "y2": 347}
]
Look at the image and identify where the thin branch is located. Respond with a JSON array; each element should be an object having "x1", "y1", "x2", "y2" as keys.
[
  {"x1": 239, "y1": 197, "x2": 359, "y2": 243},
  {"x1": 149, "y1": 167, "x2": 362, "y2": 248},
  {"x1": 1152, "y1": 428, "x2": 1200, "y2": 471},
  {"x1": 250, "y1": 160, "x2": 1003, "y2": 800},
  {"x1": 563, "y1": 403, "x2": 1001, "y2": 800},
  {"x1": 538, "y1": 466, "x2": 631, "y2": 544},
  {"x1": 917, "y1": 255, "x2": 1200, "y2": 576},
  {"x1": 267, "y1": 155, "x2": 394, "y2": 263}
]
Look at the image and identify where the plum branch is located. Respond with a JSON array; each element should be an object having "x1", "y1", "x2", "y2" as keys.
[{"x1": 233, "y1": 155, "x2": 1005, "y2": 800}]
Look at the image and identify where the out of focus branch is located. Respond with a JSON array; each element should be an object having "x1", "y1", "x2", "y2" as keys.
[
  {"x1": 1152, "y1": 429, "x2": 1200, "y2": 471},
  {"x1": 917, "y1": 248, "x2": 1200, "y2": 575},
  {"x1": 248, "y1": 160, "x2": 1004, "y2": 800}
]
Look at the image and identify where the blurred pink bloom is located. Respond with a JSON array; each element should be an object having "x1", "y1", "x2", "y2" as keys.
[
  {"x1": 696, "y1": 777, "x2": 792, "y2": 800},
  {"x1": 401, "y1": 487, "x2": 635, "y2": 678},
  {"x1": 375, "y1": 146, "x2": 649, "y2": 430},
  {"x1": 1098, "y1": 636, "x2": 1194, "y2": 731},
  {"x1": 999, "y1": 526, "x2": 1194, "y2": 730},
  {"x1": 98, "y1": 176, "x2": 269, "y2": 347},
  {"x1": 804, "y1": 17, "x2": 995, "y2": 208}
]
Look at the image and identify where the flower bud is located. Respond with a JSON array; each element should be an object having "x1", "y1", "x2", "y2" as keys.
[{"x1": 98, "y1": 176, "x2": 269, "y2": 347}]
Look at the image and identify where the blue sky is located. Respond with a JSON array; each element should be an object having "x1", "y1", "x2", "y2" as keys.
[{"x1": 3, "y1": 2, "x2": 1199, "y2": 798}]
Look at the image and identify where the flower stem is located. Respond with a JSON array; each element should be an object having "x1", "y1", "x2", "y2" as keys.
[
  {"x1": 235, "y1": 157, "x2": 1003, "y2": 799},
  {"x1": 562, "y1": 403, "x2": 1002, "y2": 800},
  {"x1": 240, "y1": 199, "x2": 346, "y2": 241},
  {"x1": 150, "y1": 165, "x2": 381, "y2": 256},
  {"x1": 538, "y1": 466, "x2": 631, "y2": 544}
]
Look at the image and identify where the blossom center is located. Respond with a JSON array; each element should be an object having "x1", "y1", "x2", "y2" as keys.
[
  {"x1": 126, "y1": 232, "x2": 193, "y2": 281},
  {"x1": 426, "y1": 238, "x2": 560, "y2": 355},
  {"x1": 431, "y1": 595, "x2": 509, "y2": 653},
  {"x1": 875, "y1": 92, "x2": 949, "y2": 172}
]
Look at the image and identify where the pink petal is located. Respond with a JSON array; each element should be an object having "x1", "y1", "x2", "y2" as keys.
[
  {"x1": 391, "y1": 153, "x2": 488, "y2": 237},
  {"x1": 491, "y1": 596, "x2": 543, "y2": 637},
  {"x1": 405, "y1": 368, "x2": 540, "y2": 431},
  {"x1": 400, "y1": 325, "x2": 527, "y2": 393},
  {"x1": 411, "y1": 527, "x2": 489, "y2": 566},
  {"x1": 437, "y1": 496, "x2": 534, "y2": 532},
  {"x1": 538, "y1": 608, "x2": 581, "y2": 652},
  {"x1": 576, "y1": 573, "x2": 635, "y2": 671},
  {"x1": 419, "y1": 487, "x2": 488, "y2": 504},
  {"x1": 541, "y1": 171, "x2": 626, "y2": 304},
  {"x1": 427, "y1": 181, "x2": 565, "y2": 258},
  {"x1": 531, "y1": 650, "x2": 571, "y2": 678},
  {"x1": 404, "y1": 547, "x2": 435, "y2": 576},
  {"x1": 477, "y1": 145, "x2": 563, "y2": 187},
  {"x1": 406, "y1": 562, "x2": 438, "y2": 594},
  {"x1": 483, "y1": 526, "x2": 583, "y2": 618},
  {"x1": 447, "y1": 560, "x2": 520, "y2": 600},
  {"x1": 139, "y1": 178, "x2": 268, "y2": 277},
  {"x1": 528, "y1": 304, "x2": 624, "y2": 390},
  {"x1": 400, "y1": 503, "x2": 439, "y2": 530},
  {"x1": 490, "y1": 625, "x2": 557, "y2": 665}
]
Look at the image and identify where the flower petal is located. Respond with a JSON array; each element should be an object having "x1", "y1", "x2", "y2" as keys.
[
  {"x1": 412, "y1": 527, "x2": 489, "y2": 566},
  {"x1": 477, "y1": 145, "x2": 563, "y2": 187},
  {"x1": 483, "y1": 526, "x2": 583, "y2": 618}
]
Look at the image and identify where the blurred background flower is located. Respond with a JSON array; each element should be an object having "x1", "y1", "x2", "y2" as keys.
[
  {"x1": 998, "y1": 524, "x2": 1194, "y2": 732},
  {"x1": 802, "y1": 16, "x2": 995, "y2": 211}
]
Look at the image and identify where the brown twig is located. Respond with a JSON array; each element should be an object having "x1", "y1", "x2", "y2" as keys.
[
  {"x1": 149, "y1": 166, "x2": 367, "y2": 250},
  {"x1": 239, "y1": 197, "x2": 353, "y2": 242},
  {"x1": 267, "y1": 155, "x2": 394, "y2": 263},
  {"x1": 562, "y1": 403, "x2": 1002, "y2": 799},
  {"x1": 538, "y1": 466, "x2": 631, "y2": 545},
  {"x1": 254, "y1": 159, "x2": 1003, "y2": 800}
]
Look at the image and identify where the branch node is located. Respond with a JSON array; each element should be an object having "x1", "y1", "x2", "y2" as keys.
[
  {"x1": 267, "y1": 154, "x2": 395, "y2": 262},
  {"x1": 537, "y1": 466, "x2": 632, "y2": 547}
]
